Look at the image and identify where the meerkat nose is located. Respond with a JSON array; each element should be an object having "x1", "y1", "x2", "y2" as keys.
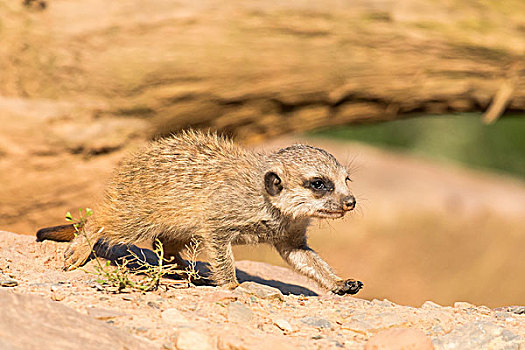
[{"x1": 342, "y1": 195, "x2": 356, "y2": 211}]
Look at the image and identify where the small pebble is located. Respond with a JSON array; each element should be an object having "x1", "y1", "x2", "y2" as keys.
[
  {"x1": 162, "y1": 341, "x2": 174, "y2": 350},
  {"x1": 228, "y1": 301, "x2": 254, "y2": 323},
  {"x1": 274, "y1": 318, "x2": 293, "y2": 332},
  {"x1": 494, "y1": 311, "x2": 515, "y2": 322},
  {"x1": 162, "y1": 308, "x2": 190, "y2": 326},
  {"x1": 422, "y1": 300, "x2": 441, "y2": 309},
  {"x1": 300, "y1": 317, "x2": 332, "y2": 329},
  {"x1": 454, "y1": 301, "x2": 476, "y2": 309},
  {"x1": 235, "y1": 282, "x2": 284, "y2": 301},
  {"x1": 147, "y1": 301, "x2": 160, "y2": 309},
  {"x1": 135, "y1": 326, "x2": 148, "y2": 333},
  {"x1": 87, "y1": 307, "x2": 126, "y2": 320},
  {"x1": 0, "y1": 258, "x2": 9, "y2": 271},
  {"x1": 506, "y1": 306, "x2": 525, "y2": 315},
  {"x1": 433, "y1": 321, "x2": 521, "y2": 349},
  {"x1": 51, "y1": 292, "x2": 65, "y2": 301},
  {"x1": 0, "y1": 279, "x2": 18, "y2": 287},
  {"x1": 92, "y1": 283, "x2": 105, "y2": 291}
]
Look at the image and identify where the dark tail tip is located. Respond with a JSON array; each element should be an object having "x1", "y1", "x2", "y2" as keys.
[
  {"x1": 36, "y1": 224, "x2": 76, "y2": 242},
  {"x1": 36, "y1": 228, "x2": 49, "y2": 242}
]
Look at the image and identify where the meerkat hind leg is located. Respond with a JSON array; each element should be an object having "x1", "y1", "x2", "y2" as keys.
[{"x1": 63, "y1": 234, "x2": 95, "y2": 271}]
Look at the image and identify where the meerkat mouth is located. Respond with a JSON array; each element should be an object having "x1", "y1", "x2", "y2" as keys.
[{"x1": 314, "y1": 209, "x2": 346, "y2": 219}]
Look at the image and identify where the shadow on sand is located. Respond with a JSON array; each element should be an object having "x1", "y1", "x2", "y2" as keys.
[{"x1": 90, "y1": 241, "x2": 317, "y2": 296}]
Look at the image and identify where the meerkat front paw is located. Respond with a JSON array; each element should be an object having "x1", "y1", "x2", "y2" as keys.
[{"x1": 332, "y1": 279, "x2": 363, "y2": 295}]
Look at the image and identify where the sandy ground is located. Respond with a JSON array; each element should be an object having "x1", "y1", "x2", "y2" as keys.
[{"x1": 1, "y1": 231, "x2": 523, "y2": 350}]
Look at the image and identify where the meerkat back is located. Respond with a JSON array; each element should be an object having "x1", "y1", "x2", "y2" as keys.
[{"x1": 98, "y1": 132, "x2": 260, "y2": 237}]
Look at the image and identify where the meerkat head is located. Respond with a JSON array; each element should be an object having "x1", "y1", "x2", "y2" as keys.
[{"x1": 264, "y1": 144, "x2": 356, "y2": 219}]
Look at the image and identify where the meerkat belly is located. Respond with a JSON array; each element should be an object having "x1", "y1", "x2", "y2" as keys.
[
  {"x1": 231, "y1": 233, "x2": 260, "y2": 245},
  {"x1": 230, "y1": 222, "x2": 278, "y2": 246}
]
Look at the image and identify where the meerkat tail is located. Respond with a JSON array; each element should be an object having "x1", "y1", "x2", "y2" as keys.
[{"x1": 36, "y1": 224, "x2": 77, "y2": 242}]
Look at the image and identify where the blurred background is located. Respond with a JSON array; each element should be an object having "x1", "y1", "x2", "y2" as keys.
[{"x1": 0, "y1": 0, "x2": 523, "y2": 307}]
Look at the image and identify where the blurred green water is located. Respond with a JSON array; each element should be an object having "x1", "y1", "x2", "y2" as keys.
[{"x1": 310, "y1": 113, "x2": 525, "y2": 179}]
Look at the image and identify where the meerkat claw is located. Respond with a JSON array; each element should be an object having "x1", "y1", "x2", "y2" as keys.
[{"x1": 333, "y1": 279, "x2": 363, "y2": 295}]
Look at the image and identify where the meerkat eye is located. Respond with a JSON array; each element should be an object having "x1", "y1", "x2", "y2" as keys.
[
  {"x1": 311, "y1": 180, "x2": 326, "y2": 190},
  {"x1": 305, "y1": 178, "x2": 334, "y2": 192},
  {"x1": 346, "y1": 176, "x2": 352, "y2": 184}
]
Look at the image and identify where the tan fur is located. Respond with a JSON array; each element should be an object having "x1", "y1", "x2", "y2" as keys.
[{"x1": 39, "y1": 130, "x2": 362, "y2": 294}]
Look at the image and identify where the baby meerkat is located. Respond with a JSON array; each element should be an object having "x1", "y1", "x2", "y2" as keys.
[{"x1": 37, "y1": 130, "x2": 363, "y2": 295}]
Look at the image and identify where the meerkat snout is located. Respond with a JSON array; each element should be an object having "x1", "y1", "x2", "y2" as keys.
[{"x1": 342, "y1": 195, "x2": 356, "y2": 211}]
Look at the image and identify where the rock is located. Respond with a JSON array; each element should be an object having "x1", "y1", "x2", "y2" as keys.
[
  {"x1": 454, "y1": 301, "x2": 476, "y2": 309},
  {"x1": 365, "y1": 328, "x2": 434, "y2": 350},
  {"x1": 227, "y1": 301, "x2": 254, "y2": 323},
  {"x1": 432, "y1": 321, "x2": 523, "y2": 350},
  {"x1": 372, "y1": 299, "x2": 396, "y2": 307},
  {"x1": 422, "y1": 301, "x2": 442, "y2": 309},
  {"x1": 92, "y1": 283, "x2": 105, "y2": 291},
  {"x1": 343, "y1": 312, "x2": 406, "y2": 333},
  {"x1": 0, "y1": 279, "x2": 18, "y2": 287},
  {"x1": 494, "y1": 306, "x2": 525, "y2": 315},
  {"x1": 162, "y1": 308, "x2": 190, "y2": 326},
  {"x1": 176, "y1": 329, "x2": 214, "y2": 350},
  {"x1": 0, "y1": 289, "x2": 151, "y2": 350},
  {"x1": 300, "y1": 316, "x2": 332, "y2": 329},
  {"x1": 478, "y1": 305, "x2": 492, "y2": 314},
  {"x1": 274, "y1": 319, "x2": 293, "y2": 333},
  {"x1": 135, "y1": 327, "x2": 148, "y2": 333},
  {"x1": 162, "y1": 341, "x2": 175, "y2": 349},
  {"x1": 51, "y1": 292, "x2": 66, "y2": 301},
  {"x1": 494, "y1": 311, "x2": 515, "y2": 321},
  {"x1": 235, "y1": 281, "x2": 284, "y2": 301},
  {"x1": 510, "y1": 306, "x2": 525, "y2": 315},
  {"x1": 0, "y1": 258, "x2": 9, "y2": 271},
  {"x1": 147, "y1": 301, "x2": 161, "y2": 309},
  {"x1": 87, "y1": 307, "x2": 126, "y2": 321}
]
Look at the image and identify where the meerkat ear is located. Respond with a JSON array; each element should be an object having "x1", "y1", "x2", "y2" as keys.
[{"x1": 264, "y1": 171, "x2": 283, "y2": 196}]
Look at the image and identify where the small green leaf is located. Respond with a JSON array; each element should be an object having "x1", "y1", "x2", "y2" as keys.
[
  {"x1": 65, "y1": 212, "x2": 73, "y2": 221},
  {"x1": 86, "y1": 208, "x2": 93, "y2": 216}
]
